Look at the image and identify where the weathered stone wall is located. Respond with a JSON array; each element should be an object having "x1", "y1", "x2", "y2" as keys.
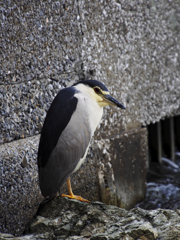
[
  {"x1": 1, "y1": 0, "x2": 180, "y2": 236},
  {"x1": 79, "y1": 0, "x2": 180, "y2": 134},
  {"x1": 1, "y1": 0, "x2": 180, "y2": 144},
  {"x1": 1, "y1": 0, "x2": 83, "y2": 144}
]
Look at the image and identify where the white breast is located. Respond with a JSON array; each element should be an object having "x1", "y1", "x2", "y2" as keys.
[
  {"x1": 74, "y1": 84, "x2": 103, "y2": 136},
  {"x1": 72, "y1": 84, "x2": 104, "y2": 172}
]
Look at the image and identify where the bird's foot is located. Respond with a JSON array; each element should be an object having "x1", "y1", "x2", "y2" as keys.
[{"x1": 61, "y1": 194, "x2": 90, "y2": 203}]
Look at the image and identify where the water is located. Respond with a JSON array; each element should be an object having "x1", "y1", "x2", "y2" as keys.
[{"x1": 136, "y1": 152, "x2": 180, "y2": 210}]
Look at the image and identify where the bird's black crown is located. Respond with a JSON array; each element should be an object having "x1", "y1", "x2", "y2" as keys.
[{"x1": 73, "y1": 80, "x2": 108, "y2": 92}]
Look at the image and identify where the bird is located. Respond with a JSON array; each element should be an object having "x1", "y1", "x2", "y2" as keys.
[{"x1": 38, "y1": 80, "x2": 126, "y2": 202}]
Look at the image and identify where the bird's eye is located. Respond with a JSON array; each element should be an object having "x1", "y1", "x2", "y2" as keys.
[{"x1": 94, "y1": 87, "x2": 100, "y2": 94}]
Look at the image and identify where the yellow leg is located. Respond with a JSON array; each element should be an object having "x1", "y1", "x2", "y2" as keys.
[{"x1": 61, "y1": 178, "x2": 90, "y2": 203}]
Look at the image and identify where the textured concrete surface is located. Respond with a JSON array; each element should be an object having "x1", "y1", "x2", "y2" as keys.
[
  {"x1": 0, "y1": 136, "x2": 43, "y2": 236},
  {"x1": 1, "y1": 0, "x2": 180, "y2": 144},
  {"x1": 0, "y1": 0, "x2": 82, "y2": 144},
  {"x1": 80, "y1": 0, "x2": 180, "y2": 133},
  {"x1": 0, "y1": 0, "x2": 82, "y2": 84},
  {"x1": 97, "y1": 128, "x2": 147, "y2": 209}
]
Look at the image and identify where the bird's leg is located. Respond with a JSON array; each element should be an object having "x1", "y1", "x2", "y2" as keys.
[{"x1": 61, "y1": 177, "x2": 90, "y2": 203}]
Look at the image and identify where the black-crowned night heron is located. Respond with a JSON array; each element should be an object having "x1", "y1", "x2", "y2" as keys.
[{"x1": 38, "y1": 80, "x2": 125, "y2": 202}]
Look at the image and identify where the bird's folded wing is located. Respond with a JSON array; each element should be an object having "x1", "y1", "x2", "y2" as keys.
[{"x1": 38, "y1": 87, "x2": 91, "y2": 197}]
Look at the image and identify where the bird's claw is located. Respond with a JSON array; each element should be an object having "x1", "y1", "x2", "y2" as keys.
[{"x1": 61, "y1": 194, "x2": 90, "y2": 203}]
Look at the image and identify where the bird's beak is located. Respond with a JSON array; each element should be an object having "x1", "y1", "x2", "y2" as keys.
[{"x1": 102, "y1": 94, "x2": 126, "y2": 109}]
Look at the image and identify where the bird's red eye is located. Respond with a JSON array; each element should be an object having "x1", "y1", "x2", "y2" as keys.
[{"x1": 94, "y1": 87, "x2": 100, "y2": 94}]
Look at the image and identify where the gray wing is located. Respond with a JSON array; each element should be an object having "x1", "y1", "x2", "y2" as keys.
[{"x1": 39, "y1": 96, "x2": 92, "y2": 198}]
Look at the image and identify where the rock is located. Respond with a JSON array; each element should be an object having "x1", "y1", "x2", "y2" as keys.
[{"x1": 1, "y1": 197, "x2": 179, "y2": 240}]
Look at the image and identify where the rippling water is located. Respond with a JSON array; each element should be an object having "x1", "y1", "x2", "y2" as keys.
[{"x1": 136, "y1": 153, "x2": 180, "y2": 210}]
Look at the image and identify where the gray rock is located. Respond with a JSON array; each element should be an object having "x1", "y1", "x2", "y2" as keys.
[{"x1": 1, "y1": 197, "x2": 180, "y2": 240}]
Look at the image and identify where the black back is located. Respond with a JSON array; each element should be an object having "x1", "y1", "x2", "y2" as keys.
[{"x1": 38, "y1": 87, "x2": 78, "y2": 168}]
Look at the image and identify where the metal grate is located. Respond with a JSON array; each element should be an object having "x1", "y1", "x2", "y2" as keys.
[{"x1": 148, "y1": 115, "x2": 180, "y2": 165}]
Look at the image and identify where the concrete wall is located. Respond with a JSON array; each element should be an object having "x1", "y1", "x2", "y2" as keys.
[
  {"x1": 1, "y1": 0, "x2": 180, "y2": 144},
  {"x1": 1, "y1": 0, "x2": 180, "y2": 236}
]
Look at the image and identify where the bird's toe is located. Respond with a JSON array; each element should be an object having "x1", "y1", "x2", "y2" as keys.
[{"x1": 61, "y1": 194, "x2": 90, "y2": 203}]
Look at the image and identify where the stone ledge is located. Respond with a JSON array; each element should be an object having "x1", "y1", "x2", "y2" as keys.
[{"x1": 1, "y1": 197, "x2": 180, "y2": 240}]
